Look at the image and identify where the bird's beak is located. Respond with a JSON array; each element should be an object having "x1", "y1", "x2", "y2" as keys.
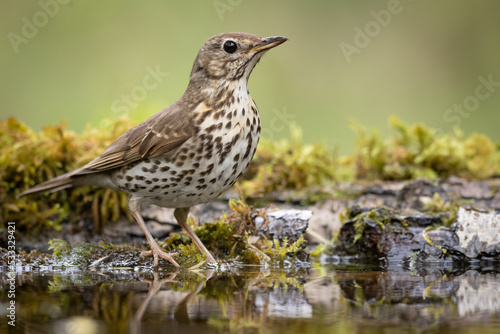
[{"x1": 250, "y1": 36, "x2": 288, "y2": 53}]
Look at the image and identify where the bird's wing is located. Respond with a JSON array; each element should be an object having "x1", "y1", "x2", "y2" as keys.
[{"x1": 80, "y1": 103, "x2": 194, "y2": 174}]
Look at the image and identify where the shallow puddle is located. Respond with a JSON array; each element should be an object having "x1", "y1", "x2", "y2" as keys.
[{"x1": 2, "y1": 263, "x2": 500, "y2": 334}]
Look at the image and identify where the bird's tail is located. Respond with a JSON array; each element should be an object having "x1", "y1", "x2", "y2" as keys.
[{"x1": 17, "y1": 171, "x2": 79, "y2": 198}]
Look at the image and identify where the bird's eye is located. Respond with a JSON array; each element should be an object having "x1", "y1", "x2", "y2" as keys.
[{"x1": 223, "y1": 40, "x2": 237, "y2": 54}]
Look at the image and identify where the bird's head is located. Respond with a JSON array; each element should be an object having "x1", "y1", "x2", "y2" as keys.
[{"x1": 189, "y1": 32, "x2": 287, "y2": 84}]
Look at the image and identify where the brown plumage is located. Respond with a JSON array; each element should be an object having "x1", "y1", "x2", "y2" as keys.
[{"x1": 19, "y1": 32, "x2": 287, "y2": 268}]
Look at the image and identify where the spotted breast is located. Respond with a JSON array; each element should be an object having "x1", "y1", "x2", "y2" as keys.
[{"x1": 111, "y1": 81, "x2": 260, "y2": 208}]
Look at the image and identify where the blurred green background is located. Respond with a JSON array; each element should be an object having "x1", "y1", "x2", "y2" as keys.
[{"x1": 2, "y1": 0, "x2": 500, "y2": 154}]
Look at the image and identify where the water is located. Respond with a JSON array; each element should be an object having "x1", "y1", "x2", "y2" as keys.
[{"x1": 1, "y1": 263, "x2": 500, "y2": 334}]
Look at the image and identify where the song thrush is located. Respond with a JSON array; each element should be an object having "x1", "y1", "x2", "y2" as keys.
[{"x1": 19, "y1": 32, "x2": 287, "y2": 268}]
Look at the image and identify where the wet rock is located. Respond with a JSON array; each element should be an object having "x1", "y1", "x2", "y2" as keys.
[
  {"x1": 9, "y1": 178, "x2": 500, "y2": 270},
  {"x1": 454, "y1": 207, "x2": 500, "y2": 258},
  {"x1": 331, "y1": 204, "x2": 500, "y2": 267},
  {"x1": 255, "y1": 209, "x2": 312, "y2": 243},
  {"x1": 306, "y1": 178, "x2": 500, "y2": 246},
  {"x1": 346, "y1": 178, "x2": 500, "y2": 213},
  {"x1": 331, "y1": 205, "x2": 458, "y2": 265},
  {"x1": 306, "y1": 199, "x2": 344, "y2": 243},
  {"x1": 399, "y1": 211, "x2": 447, "y2": 226},
  {"x1": 190, "y1": 201, "x2": 231, "y2": 223}
]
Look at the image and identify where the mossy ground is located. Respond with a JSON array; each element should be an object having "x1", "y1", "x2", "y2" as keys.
[
  {"x1": 1, "y1": 115, "x2": 499, "y2": 263},
  {"x1": 3, "y1": 199, "x2": 306, "y2": 269}
]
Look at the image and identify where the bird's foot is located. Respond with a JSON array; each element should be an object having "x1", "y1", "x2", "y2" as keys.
[{"x1": 141, "y1": 244, "x2": 180, "y2": 268}]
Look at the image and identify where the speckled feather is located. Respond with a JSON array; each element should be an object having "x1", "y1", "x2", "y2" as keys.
[{"x1": 111, "y1": 89, "x2": 261, "y2": 208}]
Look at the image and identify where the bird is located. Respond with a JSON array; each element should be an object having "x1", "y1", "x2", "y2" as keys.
[{"x1": 18, "y1": 32, "x2": 288, "y2": 268}]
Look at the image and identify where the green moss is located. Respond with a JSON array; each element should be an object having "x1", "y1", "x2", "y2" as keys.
[
  {"x1": 49, "y1": 239, "x2": 104, "y2": 267},
  {"x1": 161, "y1": 199, "x2": 308, "y2": 266},
  {"x1": 270, "y1": 235, "x2": 305, "y2": 262},
  {"x1": 1, "y1": 117, "x2": 135, "y2": 236},
  {"x1": 48, "y1": 238, "x2": 72, "y2": 256},
  {"x1": 310, "y1": 243, "x2": 327, "y2": 257},
  {"x1": 347, "y1": 207, "x2": 391, "y2": 244},
  {"x1": 352, "y1": 116, "x2": 500, "y2": 180},
  {"x1": 421, "y1": 193, "x2": 472, "y2": 227},
  {"x1": 239, "y1": 123, "x2": 340, "y2": 198}
]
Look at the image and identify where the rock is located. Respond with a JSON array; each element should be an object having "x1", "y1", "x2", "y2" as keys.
[
  {"x1": 190, "y1": 201, "x2": 231, "y2": 223},
  {"x1": 141, "y1": 201, "x2": 231, "y2": 226},
  {"x1": 397, "y1": 179, "x2": 448, "y2": 211},
  {"x1": 330, "y1": 204, "x2": 500, "y2": 266},
  {"x1": 141, "y1": 205, "x2": 177, "y2": 225},
  {"x1": 306, "y1": 199, "x2": 343, "y2": 243},
  {"x1": 103, "y1": 218, "x2": 173, "y2": 240},
  {"x1": 146, "y1": 220, "x2": 175, "y2": 239},
  {"x1": 454, "y1": 207, "x2": 500, "y2": 258},
  {"x1": 256, "y1": 209, "x2": 312, "y2": 243},
  {"x1": 443, "y1": 177, "x2": 494, "y2": 199},
  {"x1": 331, "y1": 205, "x2": 459, "y2": 265},
  {"x1": 355, "y1": 181, "x2": 403, "y2": 208}
]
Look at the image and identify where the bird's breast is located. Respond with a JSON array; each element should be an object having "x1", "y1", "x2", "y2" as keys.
[
  {"x1": 192, "y1": 89, "x2": 261, "y2": 189},
  {"x1": 113, "y1": 82, "x2": 262, "y2": 208}
]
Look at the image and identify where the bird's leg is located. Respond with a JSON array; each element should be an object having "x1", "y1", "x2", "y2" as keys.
[
  {"x1": 129, "y1": 198, "x2": 179, "y2": 268},
  {"x1": 174, "y1": 207, "x2": 217, "y2": 264}
]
